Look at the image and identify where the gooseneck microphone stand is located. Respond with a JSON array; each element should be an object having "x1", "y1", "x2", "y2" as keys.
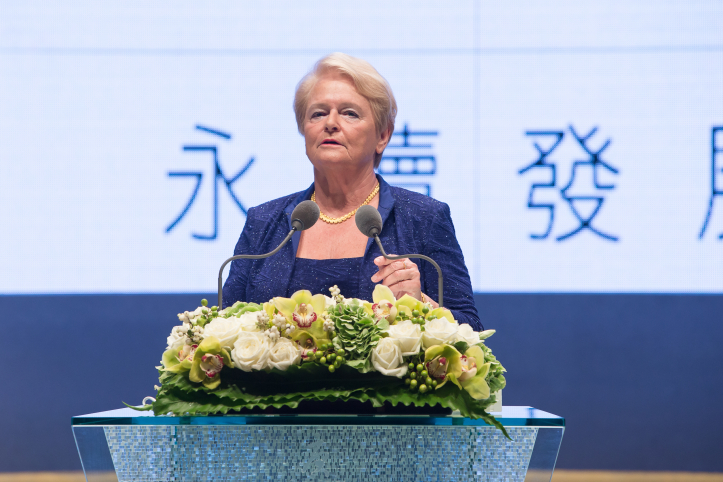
[
  {"x1": 372, "y1": 234, "x2": 444, "y2": 308},
  {"x1": 216, "y1": 228, "x2": 297, "y2": 309},
  {"x1": 217, "y1": 200, "x2": 320, "y2": 308}
]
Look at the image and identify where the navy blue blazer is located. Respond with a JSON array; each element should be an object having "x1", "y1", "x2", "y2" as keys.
[{"x1": 222, "y1": 175, "x2": 482, "y2": 330}]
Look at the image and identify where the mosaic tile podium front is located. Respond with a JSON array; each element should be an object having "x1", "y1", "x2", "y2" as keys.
[{"x1": 72, "y1": 407, "x2": 564, "y2": 482}]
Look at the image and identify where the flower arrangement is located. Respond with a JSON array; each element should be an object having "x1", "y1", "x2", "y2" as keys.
[{"x1": 135, "y1": 285, "x2": 507, "y2": 432}]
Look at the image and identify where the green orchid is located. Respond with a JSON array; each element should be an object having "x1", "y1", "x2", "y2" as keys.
[
  {"x1": 372, "y1": 285, "x2": 455, "y2": 323},
  {"x1": 423, "y1": 344, "x2": 462, "y2": 390},
  {"x1": 274, "y1": 290, "x2": 330, "y2": 347},
  {"x1": 370, "y1": 285, "x2": 398, "y2": 322},
  {"x1": 161, "y1": 343, "x2": 197, "y2": 373},
  {"x1": 188, "y1": 336, "x2": 233, "y2": 390},
  {"x1": 456, "y1": 345, "x2": 492, "y2": 400}
]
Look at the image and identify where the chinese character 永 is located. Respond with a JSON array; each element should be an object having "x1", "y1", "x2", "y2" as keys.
[{"x1": 166, "y1": 125, "x2": 254, "y2": 240}]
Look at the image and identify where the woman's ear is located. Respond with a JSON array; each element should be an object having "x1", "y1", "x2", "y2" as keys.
[{"x1": 376, "y1": 126, "x2": 392, "y2": 154}]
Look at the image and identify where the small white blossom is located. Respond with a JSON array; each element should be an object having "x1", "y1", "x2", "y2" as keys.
[
  {"x1": 190, "y1": 325, "x2": 204, "y2": 343},
  {"x1": 273, "y1": 314, "x2": 287, "y2": 329},
  {"x1": 285, "y1": 325, "x2": 296, "y2": 336},
  {"x1": 256, "y1": 311, "x2": 270, "y2": 330},
  {"x1": 323, "y1": 319, "x2": 335, "y2": 332},
  {"x1": 265, "y1": 326, "x2": 280, "y2": 342},
  {"x1": 329, "y1": 285, "x2": 341, "y2": 297}
]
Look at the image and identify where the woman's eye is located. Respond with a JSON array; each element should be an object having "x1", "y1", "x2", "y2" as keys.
[
  {"x1": 310, "y1": 112, "x2": 324, "y2": 119},
  {"x1": 344, "y1": 110, "x2": 359, "y2": 118}
]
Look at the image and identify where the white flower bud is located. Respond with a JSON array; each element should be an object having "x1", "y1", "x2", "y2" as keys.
[
  {"x1": 273, "y1": 314, "x2": 287, "y2": 329},
  {"x1": 265, "y1": 326, "x2": 280, "y2": 342}
]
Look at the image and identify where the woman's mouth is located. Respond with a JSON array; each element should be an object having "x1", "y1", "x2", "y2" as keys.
[{"x1": 321, "y1": 139, "x2": 341, "y2": 146}]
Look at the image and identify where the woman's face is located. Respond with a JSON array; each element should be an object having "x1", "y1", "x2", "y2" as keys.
[{"x1": 303, "y1": 71, "x2": 389, "y2": 171}]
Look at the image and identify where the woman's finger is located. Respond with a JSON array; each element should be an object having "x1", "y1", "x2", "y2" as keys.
[
  {"x1": 386, "y1": 279, "x2": 422, "y2": 300},
  {"x1": 371, "y1": 258, "x2": 412, "y2": 283},
  {"x1": 381, "y1": 264, "x2": 419, "y2": 287}
]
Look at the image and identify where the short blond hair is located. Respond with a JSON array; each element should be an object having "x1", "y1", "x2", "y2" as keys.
[{"x1": 294, "y1": 53, "x2": 397, "y2": 167}]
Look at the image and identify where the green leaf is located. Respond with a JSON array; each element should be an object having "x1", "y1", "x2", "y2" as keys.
[
  {"x1": 122, "y1": 401, "x2": 154, "y2": 411},
  {"x1": 453, "y1": 341, "x2": 469, "y2": 354}
]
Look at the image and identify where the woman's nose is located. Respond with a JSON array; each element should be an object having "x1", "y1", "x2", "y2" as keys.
[{"x1": 324, "y1": 111, "x2": 340, "y2": 131}]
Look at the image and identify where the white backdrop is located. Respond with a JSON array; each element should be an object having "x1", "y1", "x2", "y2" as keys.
[{"x1": 1, "y1": 1, "x2": 722, "y2": 293}]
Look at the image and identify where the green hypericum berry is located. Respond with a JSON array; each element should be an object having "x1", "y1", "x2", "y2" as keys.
[
  {"x1": 202, "y1": 308, "x2": 208, "y2": 314},
  {"x1": 404, "y1": 378, "x2": 411, "y2": 385},
  {"x1": 211, "y1": 306, "x2": 218, "y2": 311},
  {"x1": 425, "y1": 377, "x2": 433, "y2": 386},
  {"x1": 408, "y1": 363, "x2": 415, "y2": 371},
  {"x1": 329, "y1": 354, "x2": 336, "y2": 362},
  {"x1": 416, "y1": 364, "x2": 424, "y2": 372},
  {"x1": 409, "y1": 379, "x2": 418, "y2": 389},
  {"x1": 419, "y1": 384, "x2": 428, "y2": 393},
  {"x1": 320, "y1": 356, "x2": 327, "y2": 364},
  {"x1": 328, "y1": 365, "x2": 336, "y2": 373},
  {"x1": 409, "y1": 372, "x2": 416, "y2": 380},
  {"x1": 420, "y1": 370, "x2": 428, "y2": 378},
  {"x1": 431, "y1": 380, "x2": 438, "y2": 388},
  {"x1": 334, "y1": 360, "x2": 341, "y2": 368},
  {"x1": 337, "y1": 349, "x2": 345, "y2": 357},
  {"x1": 412, "y1": 310, "x2": 420, "y2": 317},
  {"x1": 201, "y1": 299, "x2": 208, "y2": 307},
  {"x1": 422, "y1": 306, "x2": 429, "y2": 314}
]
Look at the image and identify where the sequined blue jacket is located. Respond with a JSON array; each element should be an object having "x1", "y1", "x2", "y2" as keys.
[{"x1": 222, "y1": 175, "x2": 482, "y2": 330}]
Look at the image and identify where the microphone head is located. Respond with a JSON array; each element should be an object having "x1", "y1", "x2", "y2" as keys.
[
  {"x1": 355, "y1": 205, "x2": 383, "y2": 238},
  {"x1": 291, "y1": 200, "x2": 320, "y2": 231}
]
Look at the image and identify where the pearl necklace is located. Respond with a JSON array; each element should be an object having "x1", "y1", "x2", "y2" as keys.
[{"x1": 311, "y1": 183, "x2": 380, "y2": 225}]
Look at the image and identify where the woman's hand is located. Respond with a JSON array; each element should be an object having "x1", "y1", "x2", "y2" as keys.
[{"x1": 371, "y1": 256, "x2": 422, "y2": 301}]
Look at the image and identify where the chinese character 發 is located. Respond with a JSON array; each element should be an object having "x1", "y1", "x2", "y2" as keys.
[
  {"x1": 377, "y1": 123, "x2": 438, "y2": 196},
  {"x1": 519, "y1": 125, "x2": 619, "y2": 242},
  {"x1": 166, "y1": 125, "x2": 254, "y2": 240},
  {"x1": 699, "y1": 126, "x2": 723, "y2": 240}
]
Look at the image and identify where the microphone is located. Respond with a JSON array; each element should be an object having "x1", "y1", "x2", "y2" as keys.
[
  {"x1": 355, "y1": 205, "x2": 445, "y2": 307},
  {"x1": 217, "y1": 200, "x2": 320, "y2": 308}
]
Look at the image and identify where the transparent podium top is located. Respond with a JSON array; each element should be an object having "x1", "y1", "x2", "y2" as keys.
[{"x1": 72, "y1": 406, "x2": 564, "y2": 427}]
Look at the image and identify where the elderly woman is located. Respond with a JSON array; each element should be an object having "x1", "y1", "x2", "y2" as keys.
[{"x1": 222, "y1": 53, "x2": 482, "y2": 330}]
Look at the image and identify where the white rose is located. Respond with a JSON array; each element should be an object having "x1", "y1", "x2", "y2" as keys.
[
  {"x1": 268, "y1": 338, "x2": 301, "y2": 371},
  {"x1": 422, "y1": 317, "x2": 459, "y2": 348},
  {"x1": 233, "y1": 311, "x2": 263, "y2": 332},
  {"x1": 203, "y1": 317, "x2": 243, "y2": 349},
  {"x1": 231, "y1": 331, "x2": 271, "y2": 371},
  {"x1": 371, "y1": 338, "x2": 408, "y2": 378},
  {"x1": 166, "y1": 326, "x2": 186, "y2": 351},
  {"x1": 386, "y1": 320, "x2": 422, "y2": 356},
  {"x1": 455, "y1": 324, "x2": 481, "y2": 346}
]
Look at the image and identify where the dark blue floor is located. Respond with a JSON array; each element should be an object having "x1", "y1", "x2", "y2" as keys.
[{"x1": 1, "y1": 293, "x2": 722, "y2": 472}]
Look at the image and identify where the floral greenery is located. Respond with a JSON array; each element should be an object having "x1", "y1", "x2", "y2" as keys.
[
  {"x1": 330, "y1": 301, "x2": 385, "y2": 373},
  {"x1": 151, "y1": 364, "x2": 508, "y2": 437},
  {"x1": 138, "y1": 285, "x2": 508, "y2": 436}
]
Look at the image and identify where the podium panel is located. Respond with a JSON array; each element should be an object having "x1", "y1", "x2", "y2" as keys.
[{"x1": 72, "y1": 407, "x2": 563, "y2": 482}]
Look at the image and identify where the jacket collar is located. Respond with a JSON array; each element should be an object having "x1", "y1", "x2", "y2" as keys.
[{"x1": 284, "y1": 174, "x2": 395, "y2": 256}]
